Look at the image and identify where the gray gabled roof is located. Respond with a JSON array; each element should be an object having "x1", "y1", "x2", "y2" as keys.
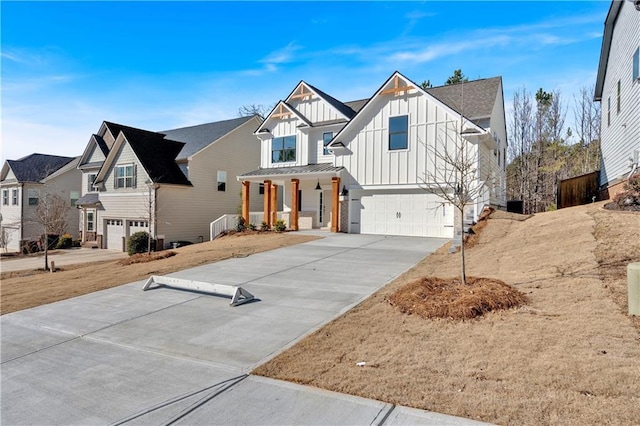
[
  {"x1": 594, "y1": 0, "x2": 624, "y2": 100},
  {"x1": 5, "y1": 153, "x2": 76, "y2": 183},
  {"x1": 162, "y1": 116, "x2": 256, "y2": 159},
  {"x1": 306, "y1": 83, "x2": 357, "y2": 119},
  {"x1": 343, "y1": 99, "x2": 368, "y2": 113},
  {"x1": 425, "y1": 77, "x2": 501, "y2": 120},
  {"x1": 239, "y1": 163, "x2": 343, "y2": 178},
  {"x1": 75, "y1": 192, "x2": 100, "y2": 206}
]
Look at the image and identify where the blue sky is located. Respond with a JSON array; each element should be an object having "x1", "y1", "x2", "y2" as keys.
[{"x1": 1, "y1": 1, "x2": 610, "y2": 162}]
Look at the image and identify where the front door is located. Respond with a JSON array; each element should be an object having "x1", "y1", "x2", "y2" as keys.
[{"x1": 319, "y1": 189, "x2": 332, "y2": 228}]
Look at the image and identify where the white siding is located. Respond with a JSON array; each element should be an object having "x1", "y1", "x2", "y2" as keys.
[
  {"x1": 0, "y1": 183, "x2": 22, "y2": 251},
  {"x1": 334, "y1": 92, "x2": 464, "y2": 188},
  {"x1": 600, "y1": 0, "x2": 640, "y2": 186},
  {"x1": 289, "y1": 95, "x2": 344, "y2": 124}
]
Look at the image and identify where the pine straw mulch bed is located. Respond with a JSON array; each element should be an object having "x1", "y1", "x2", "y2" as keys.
[
  {"x1": 387, "y1": 276, "x2": 527, "y2": 320},
  {"x1": 117, "y1": 251, "x2": 177, "y2": 265}
]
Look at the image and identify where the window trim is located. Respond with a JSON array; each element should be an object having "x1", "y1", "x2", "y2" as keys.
[
  {"x1": 617, "y1": 80, "x2": 621, "y2": 114},
  {"x1": 388, "y1": 115, "x2": 409, "y2": 151},
  {"x1": 2, "y1": 189, "x2": 8, "y2": 206},
  {"x1": 11, "y1": 189, "x2": 19, "y2": 205},
  {"x1": 87, "y1": 212, "x2": 95, "y2": 231},
  {"x1": 633, "y1": 47, "x2": 639, "y2": 82},
  {"x1": 114, "y1": 164, "x2": 135, "y2": 189},
  {"x1": 87, "y1": 173, "x2": 97, "y2": 192},
  {"x1": 28, "y1": 189, "x2": 39, "y2": 206},
  {"x1": 322, "y1": 132, "x2": 333, "y2": 155},
  {"x1": 217, "y1": 170, "x2": 227, "y2": 192},
  {"x1": 271, "y1": 135, "x2": 297, "y2": 164}
]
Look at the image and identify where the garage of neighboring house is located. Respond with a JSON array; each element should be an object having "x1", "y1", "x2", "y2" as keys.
[
  {"x1": 105, "y1": 219, "x2": 150, "y2": 251},
  {"x1": 350, "y1": 190, "x2": 454, "y2": 238},
  {"x1": 106, "y1": 219, "x2": 124, "y2": 251}
]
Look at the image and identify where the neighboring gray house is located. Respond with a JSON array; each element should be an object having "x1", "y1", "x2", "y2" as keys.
[
  {"x1": 0, "y1": 154, "x2": 81, "y2": 252},
  {"x1": 76, "y1": 116, "x2": 262, "y2": 251},
  {"x1": 594, "y1": 0, "x2": 640, "y2": 197}
]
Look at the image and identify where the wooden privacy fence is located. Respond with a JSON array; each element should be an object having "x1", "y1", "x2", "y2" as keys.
[{"x1": 557, "y1": 171, "x2": 600, "y2": 209}]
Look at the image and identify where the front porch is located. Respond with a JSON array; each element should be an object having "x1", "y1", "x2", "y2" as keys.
[{"x1": 238, "y1": 165, "x2": 346, "y2": 233}]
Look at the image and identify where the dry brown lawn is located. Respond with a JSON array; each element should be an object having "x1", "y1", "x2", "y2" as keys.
[
  {"x1": 254, "y1": 203, "x2": 640, "y2": 425},
  {"x1": 0, "y1": 233, "x2": 319, "y2": 315}
]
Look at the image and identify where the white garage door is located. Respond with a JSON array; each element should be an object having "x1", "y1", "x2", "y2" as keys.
[
  {"x1": 106, "y1": 219, "x2": 124, "y2": 251},
  {"x1": 128, "y1": 220, "x2": 149, "y2": 235},
  {"x1": 357, "y1": 192, "x2": 454, "y2": 238}
]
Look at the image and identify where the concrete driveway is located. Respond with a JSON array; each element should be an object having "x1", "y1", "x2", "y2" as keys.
[
  {"x1": 1, "y1": 247, "x2": 127, "y2": 273},
  {"x1": 1, "y1": 233, "x2": 486, "y2": 425}
]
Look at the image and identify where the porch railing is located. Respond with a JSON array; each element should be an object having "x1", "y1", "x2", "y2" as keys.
[{"x1": 209, "y1": 212, "x2": 278, "y2": 240}]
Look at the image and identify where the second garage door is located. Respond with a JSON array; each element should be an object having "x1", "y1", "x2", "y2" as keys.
[{"x1": 357, "y1": 191, "x2": 454, "y2": 238}]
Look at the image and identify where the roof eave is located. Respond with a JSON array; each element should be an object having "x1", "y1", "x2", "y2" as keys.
[{"x1": 594, "y1": 0, "x2": 624, "y2": 100}]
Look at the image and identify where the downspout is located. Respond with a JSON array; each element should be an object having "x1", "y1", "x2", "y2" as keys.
[{"x1": 20, "y1": 183, "x2": 24, "y2": 247}]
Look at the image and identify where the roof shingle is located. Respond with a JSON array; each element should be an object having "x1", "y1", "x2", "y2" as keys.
[{"x1": 5, "y1": 154, "x2": 76, "y2": 183}]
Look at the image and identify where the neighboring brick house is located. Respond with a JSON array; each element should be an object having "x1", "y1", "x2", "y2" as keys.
[
  {"x1": 76, "y1": 116, "x2": 262, "y2": 251},
  {"x1": 0, "y1": 154, "x2": 81, "y2": 252}
]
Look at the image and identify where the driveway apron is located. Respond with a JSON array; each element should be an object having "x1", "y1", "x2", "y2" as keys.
[{"x1": 1, "y1": 233, "x2": 486, "y2": 425}]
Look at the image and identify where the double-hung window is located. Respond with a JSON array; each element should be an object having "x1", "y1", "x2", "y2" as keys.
[
  {"x1": 272, "y1": 136, "x2": 296, "y2": 163},
  {"x1": 28, "y1": 189, "x2": 39, "y2": 205},
  {"x1": 217, "y1": 171, "x2": 227, "y2": 192},
  {"x1": 87, "y1": 212, "x2": 94, "y2": 231},
  {"x1": 322, "y1": 132, "x2": 333, "y2": 155},
  {"x1": 87, "y1": 173, "x2": 97, "y2": 192},
  {"x1": 11, "y1": 189, "x2": 18, "y2": 205},
  {"x1": 389, "y1": 115, "x2": 408, "y2": 150},
  {"x1": 115, "y1": 165, "x2": 135, "y2": 189},
  {"x1": 2, "y1": 190, "x2": 8, "y2": 205}
]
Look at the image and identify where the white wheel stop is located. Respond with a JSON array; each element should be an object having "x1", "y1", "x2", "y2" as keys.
[{"x1": 142, "y1": 275, "x2": 255, "y2": 307}]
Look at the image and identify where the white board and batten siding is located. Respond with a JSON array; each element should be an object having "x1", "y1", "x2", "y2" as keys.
[
  {"x1": 261, "y1": 91, "x2": 348, "y2": 169},
  {"x1": 334, "y1": 91, "x2": 462, "y2": 188},
  {"x1": 599, "y1": 0, "x2": 640, "y2": 187}
]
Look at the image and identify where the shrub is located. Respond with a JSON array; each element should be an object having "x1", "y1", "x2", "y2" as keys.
[
  {"x1": 127, "y1": 231, "x2": 149, "y2": 256},
  {"x1": 260, "y1": 221, "x2": 270, "y2": 231},
  {"x1": 248, "y1": 223, "x2": 257, "y2": 231},
  {"x1": 56, "y1": 233, "x2": 74, "y2": 249},
  {"x1": 235, "y1": 216, "x2": 246, "y2": 232},
  {"x1": 274, "y1": 219, "x2": 287, "y2": 232}
]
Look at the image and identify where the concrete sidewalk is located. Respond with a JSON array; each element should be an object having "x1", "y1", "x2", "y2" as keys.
[{"x1": 1, "y1": 233, "x2": 487, "y2": 425}]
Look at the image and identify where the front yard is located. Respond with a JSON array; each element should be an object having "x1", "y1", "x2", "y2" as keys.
[{"x1": 254, "y1": 203, "x2": 640, "y2": 425}]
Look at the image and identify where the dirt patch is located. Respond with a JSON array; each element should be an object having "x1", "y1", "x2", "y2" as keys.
[
  {"x1": 0, "y1": 233, "x2": 319, "y2": 315},
  {"x1": 254, "y1": 203, "x2": 640, "y2": 425},
  {"x1": 388, "y1": 276, "x2": 527, "y2": 320}
]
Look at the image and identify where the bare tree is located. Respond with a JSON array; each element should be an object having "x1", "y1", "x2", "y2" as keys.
[
  {"x1": 30, "y1": 190, "x2": 71, "y2": 270},
  {"x1": 238, "y1": 104, "x2": 272, "y2": 120},
  {"x1": 0, "y1": 215, "x2": 14, "y2": 253},
  {"x1": 507, "y1": 86, "x2": 535, "y2": 212},
  {"x1": 573, "y1": 85, "x2": 601, "y2": 174}
]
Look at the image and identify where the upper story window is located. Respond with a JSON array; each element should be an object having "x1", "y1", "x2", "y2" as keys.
[
  {"x1": 617, "y1": 80, "x2": 621, "y2": 114},
  {"x1": 389, "y1": 115, "x2": 409, "y2": 150},
  {"x1": 217, "y1": 170, "x2": 227, "y2": 192},
  {"x1": 12, "y1": 189, "x2": 19, "y2": 205},
  {"x1": 28, "y1": 189, "x2": 39, "y2": 205},
  {"x1": 2, "y1": 190, "x2": 8, "y2": 205},
  {"x1": 322, "y1": 132, "x2": 333, "y2": 155},
  {"x1": 633, "y1": 47, "x2": 639, "y2": 82},
  {"x1": 87, "y1": 173, "x2": 97, "y2": 192},
  {"x1": 70, "y1": 191, "x2": 79, "y2": 206},
  {"x1": 115, "y1": 165, "x2": 135, "y2": 189},
  {"x1": 272, "y1": 136, "x2": 296, "y2": 163}
]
